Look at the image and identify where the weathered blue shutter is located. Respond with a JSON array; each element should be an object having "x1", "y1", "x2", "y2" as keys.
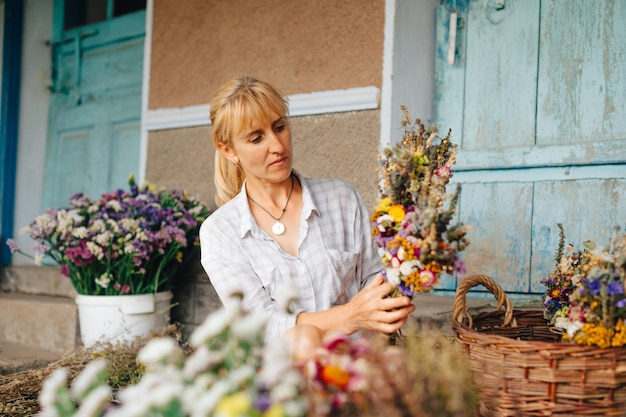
[
  {"x1": 42, "y1": 3, "x2": 145, "y2": 210},
  {"x1": 435, "y1": 0, "x2": 626, "y2": 296}
]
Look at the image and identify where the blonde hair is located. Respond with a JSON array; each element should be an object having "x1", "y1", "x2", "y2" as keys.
[{"x1": 210, "y1": 76, "x2": 289, "y2": 206}]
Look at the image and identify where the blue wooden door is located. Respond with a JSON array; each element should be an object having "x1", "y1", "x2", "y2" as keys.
[
  {"x1": 42, "y1": 0, "x2": 145, "y2": 210},
  {"x1": 434, "y1": 0, "x2": 626, "y2": 296}
]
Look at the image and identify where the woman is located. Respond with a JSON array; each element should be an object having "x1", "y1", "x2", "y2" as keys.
[{"x1": 199, "y1": 76, "x2": 414, "y2": 352}]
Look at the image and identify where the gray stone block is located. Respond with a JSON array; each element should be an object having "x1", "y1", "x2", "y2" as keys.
[{"x1": 0, "y1": 293, "x2": 79, "y2": 353}]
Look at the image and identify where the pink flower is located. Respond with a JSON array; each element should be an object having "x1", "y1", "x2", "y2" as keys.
[
  {"x1": 435, "y1": 166, "x2": 452, "y2": 178},
  {"x1": 6, "y1": 239, "x2": 19, "y2": 253},
  {"x1": 419, "y1": 269, "x2": 436, "y2": 287}
]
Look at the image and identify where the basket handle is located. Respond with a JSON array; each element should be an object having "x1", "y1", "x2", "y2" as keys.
[{"x1": 452, "y1": 275, "x2": 515, "y2": 329}]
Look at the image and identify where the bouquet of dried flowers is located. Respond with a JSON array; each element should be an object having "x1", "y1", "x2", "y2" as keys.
[
  {"x1": 541, "y1": 224, "x2": 580, "y2": 327},
  {"x1": 371, "y1": 107, "x2": 469, "y2": 298},
  {"x1": 542, "y1": 225, "x2": 626, "y2": 348},
  {"x1": 7, "y1": 175, "x2": 211, "y2": 296}
]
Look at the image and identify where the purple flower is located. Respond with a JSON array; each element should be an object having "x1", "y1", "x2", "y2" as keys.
[
  {"x1": 617, "y1": 298, "x2": 626, "y2": 309},
  {"x1": 454, "y1": 258, "x2": 466, "y2": 274},
  {"x1": 6, "y1": 238, "x2": 19, "y2": 253},
  {"x1": 254, "y1": 391, "x2": 272, "y2": 412},
  {"x1": 587, "y1": 278, "x2": 601, "y2": 296},
  {"x1": 608, "y1": 281, "x2": 624, "y2": 296},
  {"x1": 398, "y1": 283, "x2": 414, "y2": 297}
]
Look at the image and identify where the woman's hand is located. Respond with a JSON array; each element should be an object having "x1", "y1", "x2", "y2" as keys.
[
  {"x1": 295, "y1": 273, "x2": 415, "y2": 336},
  {"x1": 342, "y1": 273, "x2": 415, "y2": 334}
]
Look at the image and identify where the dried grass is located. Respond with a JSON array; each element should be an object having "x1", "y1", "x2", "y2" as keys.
[{"x1": 0, "y1": 324, "x2": 185, "y2": 417}]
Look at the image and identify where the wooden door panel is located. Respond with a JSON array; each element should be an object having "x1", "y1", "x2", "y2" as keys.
[
  {"x1": 43, "y1": 125, "x2": 111, "y2": 209},
  {"x1": 529, "y1": 178, "x2": 626, "y2": 293},
  {"x1": 110, "y1": 120, "x2": 140, "y2": 187},
  {"x1": 44, "y1": 6, "x2": 144, "y2": 210},
  {"x1": 434, "y1": 0, "x2": 469, "y2": 148},
  {"x1": 537, "y1": 0, "x2": 626, "y2": 148},
  {"x1": 451, "y1": 182, "x2": 534, "y2": 293},
  {"x1": 463, "y1": 0, "x2": 540, "y2": 151},
  {"x1": 80, "y1": 38, "x2": 145, "y2": 95}
]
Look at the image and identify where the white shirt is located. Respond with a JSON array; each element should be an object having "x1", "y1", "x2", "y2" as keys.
[{"x1": 199, "y1": 171, "x2": 382, "y2": 340}]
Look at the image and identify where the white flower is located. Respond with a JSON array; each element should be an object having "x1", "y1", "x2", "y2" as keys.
[
  {"x1": 181, "y1": 374, "x2": 216, "y2": 412},
  {"x1": 183, "y1": 345, "x2": 213, "y2": 377},
  {"x1": 386, "y1": 267, "x2": 401, "y2": 287},
  {"x1": 106, "y1": 200, "x2": 123, "y2": 212},
  {"x1": 227, "y1": 365, "x2": 255, "y2": 386},
  {"x1": 95, "y1": 273, "x2": 111, "y2": 288},
  {"x1": 140, "y1": 379, "x2": 185, "y2": 409},
  {"x1": 90, "y1": 219, "x2": 106, "y2": 233},
  {"x1": 259, "y1": 338, "x2": 291, "y2": 385},
  {"x1": 19, "y1": 225, "x2": 31, "y2": 235},
  {"x1": 232, "y1": 311, "x2": 268, "y2": 341},
  {"x1": 74, "y1": 385, "x2": 111, "y2": 417},
  {"x1": 554, "y1": 316, "x2": 569, "y2": 330},
  {"x1": 190, "y1": 303, "x2": 241, "y2": 347},
  {"x1": 71, "y1": 227, "x2": 89, "y2": 239},
  {"x1": 272, "y1": 382, "x2": 299, "y2": 403},
  {"x1": 565, "y1": 320, "x2": 584, "y2": 338},
  {"x1": 106, "y1": 219, "x2": 121, "y2": 234},
  {"x1": 399, "y1": 259, "x2": 421, "y2": 276},
  {"x1": 34, "y1": 252, "x2": 44, "y2": 266},
  {"x1": 86, "y1": 242, "x2": 104, "y2": 260},
  {"x1": 189, "y1": 380, "x2": 231, "y2": 417},
  {"x1": 39, "y1": 368, "x2": 69, "y2": 411},
  {"x1": 119, "y1": 218, "x2": 139, "y2": 231},
  {"x1": 71, "y1": 358, "x2": 107, "y2": 401},
  {"x1": 135, "y1": 230, "x2": 149, "y2": 241},
  {"x1": 35, "y1": 213, "x2": 55, "y2": 232},
  {"x1": 94, "y1": 231, "x2": 114, "y2": 246},
  {"x1": 137, "y1": 338, "x2": 180, "y2": 368}
]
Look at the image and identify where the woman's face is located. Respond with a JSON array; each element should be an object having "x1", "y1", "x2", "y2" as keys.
[{"x1": 220, "y1": 112, "x2": 293, "y2": 185}]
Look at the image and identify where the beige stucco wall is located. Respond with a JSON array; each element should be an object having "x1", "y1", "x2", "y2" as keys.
[
  {"x1": 149, "y1": 0, "x2": 385, "y2": 109},
  {"x1": 145, "y1": 110, "x2": 381, "y2": 212}
]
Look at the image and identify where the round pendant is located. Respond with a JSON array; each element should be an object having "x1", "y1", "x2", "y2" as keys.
[{"x1": 272, "y1": 221, "x2": 286, "y2": 235}]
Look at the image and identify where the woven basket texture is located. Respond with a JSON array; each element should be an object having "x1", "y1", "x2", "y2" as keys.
[{"x1": 453, "y1": 275, "x2": 626, "y2": 417}]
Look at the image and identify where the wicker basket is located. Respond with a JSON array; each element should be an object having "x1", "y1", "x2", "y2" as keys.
[{"x1": 452, "y1": 275, "x2": 626, "y2": 417}]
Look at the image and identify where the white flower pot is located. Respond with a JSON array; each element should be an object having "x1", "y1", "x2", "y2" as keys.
[{"x1": 75, "y1": 291, "x2": 173, "y2": 347}]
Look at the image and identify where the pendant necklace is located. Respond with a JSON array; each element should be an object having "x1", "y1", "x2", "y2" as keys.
[{"x1": 248, "y1": 174, "x2": 295, "y2": 236}]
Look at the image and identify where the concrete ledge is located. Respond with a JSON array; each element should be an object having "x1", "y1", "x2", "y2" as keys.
[
  {"x1": 0, "y1": 341, "x2": 60, "y2": 374},
  {"x1": 1, "y1": 266, "x2": 76, "y2": 298},
  {"x1": 0, "y1": 293, "x2": 78, "y2": 353}
]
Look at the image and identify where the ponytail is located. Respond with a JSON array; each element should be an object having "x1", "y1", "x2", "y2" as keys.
[{"x1": 214, "y1": 151, "x2": 245, "y2": 207}]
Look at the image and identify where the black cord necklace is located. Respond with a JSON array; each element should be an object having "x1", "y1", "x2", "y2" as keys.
[{"x1": 247, "y1": 174, "x2": 295, "y2": 236}]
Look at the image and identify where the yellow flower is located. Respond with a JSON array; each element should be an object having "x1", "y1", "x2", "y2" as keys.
[
  {"x1": 574, "y1": 323, "x2": 612, "y2": 348},
  {"x1": 375, "y1": 197, "x2": 392, "y2": 214},
  {"x1": 215, "y1": 392, "x2": 251, "y2": 417},
  {"x1": 263, "y1": 404, "x2": 286, "y2": 417},
  {"x1": 388, "y1": 205, "x2": 406, "y2": 223},
  {"x1": 176, "y1": 251, "x2": 183, "y2": 262}
]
